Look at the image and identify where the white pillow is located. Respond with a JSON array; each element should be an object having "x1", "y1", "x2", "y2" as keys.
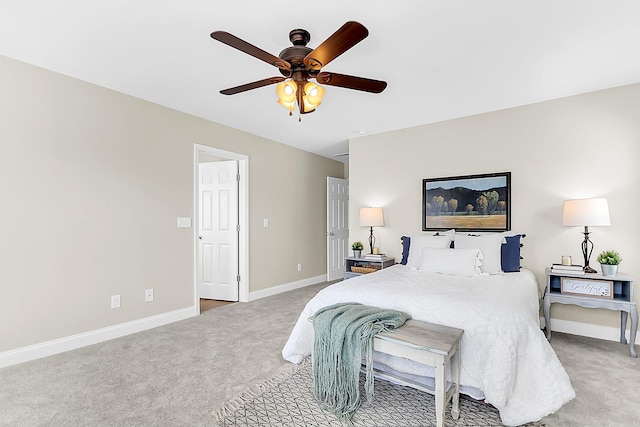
[
  {"x1": 418, "y1": 248, "x2": 483, "y2": 276},
  {"x1": 406, "y1": 231, "x2": 455, "y2": 270},
  {"x1": 454, "y1": 233, "x2": 505, "y2": 274}
]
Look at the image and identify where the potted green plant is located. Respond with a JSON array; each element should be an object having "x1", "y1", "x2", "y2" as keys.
[
  {"x1": 351, "y1": 241, "x2": 363, "y2": 258},
  {"x1": 596, "y1": 250, "x2": 622, "y2": 277}
]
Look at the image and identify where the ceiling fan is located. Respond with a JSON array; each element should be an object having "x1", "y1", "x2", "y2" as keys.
[{"x1": 210, "y1": 21, "x2": 387, "y2": 118}]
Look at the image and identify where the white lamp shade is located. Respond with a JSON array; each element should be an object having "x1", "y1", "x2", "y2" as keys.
[
  {"x1": 359, "y1": 207, "x2": 384, "y2": 227},
  {"x1": 562, "y1": 198, "x2": 611, "y2": 227}
]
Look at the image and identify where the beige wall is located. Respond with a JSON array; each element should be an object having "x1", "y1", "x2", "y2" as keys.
[
  {"x1": 0, "y1": 56, "x2": 344, "y2": 352},
  {"x1": 349, "y1": 83, "x2": 639, "y2": 333}
]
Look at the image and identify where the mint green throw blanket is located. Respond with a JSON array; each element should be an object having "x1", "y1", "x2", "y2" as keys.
[{"x1": 312, "y1": 303, "x2": 410, "y2": 423}]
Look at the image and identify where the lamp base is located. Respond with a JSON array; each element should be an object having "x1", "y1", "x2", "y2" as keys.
[
  {"x1": 368, "y1": 226, "x2": 375, "y2": 255},
  {"x1": 581, "y1": 227, "x2": 597, "y2": 274}
]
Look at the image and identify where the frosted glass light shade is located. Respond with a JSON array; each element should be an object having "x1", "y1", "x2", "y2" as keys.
[
  {"x1": 562, "y1": 198, "x2": 611, "y2": 227},
  {"x1": 359, "y1": 207, "x2": 384, "y2": 227},
  {"x1": 277, "y1": 99, "x2": 295, "y2": 111},
  {"x1": 302, "y1": 82, "x2": 325, "y2": 111},
  {"x1": 276, "y1": 80, "x2": 297, "y2": 110}
]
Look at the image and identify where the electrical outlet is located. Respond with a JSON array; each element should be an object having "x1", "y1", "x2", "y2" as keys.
[
  {"x1": 111, "y1": 295, "x2": 121, "y2": 309},
  {"x1": 263, "y1": 218, "x2": 269, "y2": 228},
  {"x1": 145, "y1": 289, "x2": 154, "y2": 302},
  {"x1": 297, "y1": 263, "x2": 302, "y2": 272}
]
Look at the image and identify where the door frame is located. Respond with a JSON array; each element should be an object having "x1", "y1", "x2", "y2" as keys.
[{"x1": 194, "y1": 144, "x2": 249, "y2": 314}]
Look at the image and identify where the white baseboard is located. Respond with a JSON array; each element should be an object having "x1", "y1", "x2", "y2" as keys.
[
  {"x1": 542, "y1": 317, "x2": 640, "y2": 345},
  {"x1": 0, "y1": 307, "x2": 196, "y2": 369},
  {"x1": 0, "y1": 276, "x2": 327, "y2": 369},
  {"x1": 10, "y1": 283, "x2": 630, "y2": 369},
  {"x1": 248, "y1": 274, "x2": 327, "y2": 301}
]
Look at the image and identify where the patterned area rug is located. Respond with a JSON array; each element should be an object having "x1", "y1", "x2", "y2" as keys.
[{"x1": 213, "y1": 358, "x2": 545, "y2": 427}]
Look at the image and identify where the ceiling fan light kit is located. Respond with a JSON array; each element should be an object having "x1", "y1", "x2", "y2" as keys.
[
  {"x1": 275, "y1": 80, "x2": 325, "y2": 116},
  {"x1": 211, "y1": 21, "x2": 387, "y2": 120}
]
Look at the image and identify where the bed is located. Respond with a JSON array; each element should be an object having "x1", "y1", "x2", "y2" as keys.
[{"x1": 282, "y1": 233, "x2": 576, "y2": 426}]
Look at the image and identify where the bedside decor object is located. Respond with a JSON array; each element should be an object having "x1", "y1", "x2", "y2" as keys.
[
  {"x1": 422, "y1": 172, "x2": 511, "y2": 232},
  {"x1": 351, "y1": 241, "x2": 363, "y2": 258},
  {"x1": 597, "y1": 250, "x2": 622, "y2": 277},
  {"x1": 550, "y1": 263, "x2": 585, "y2": 275},
  {"x1": 561, "y1": 198, "x2": 611, "y2": 273},
  {"x1": 561, "y1": 255, "x2": 572, "y2": 266},
  {"x1": 350, "y1": 265, "x2": 380, "y2": 274},
  {"x1": 360, "y1": 207, "x2": 384, "y2": 254},
  {"x1": 560, "y1": 277, "x2": 613, "y2": 298}
]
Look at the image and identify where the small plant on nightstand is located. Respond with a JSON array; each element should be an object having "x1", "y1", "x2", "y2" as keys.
[
  {"x1": 597, "y1": 250, "x2": 622, "y2": 277},
  {"x1": 351, "y1": 241, "x2": 363, "y2": 258}
]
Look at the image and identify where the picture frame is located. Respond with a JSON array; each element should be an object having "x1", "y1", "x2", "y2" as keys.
[
  {"x1": 422, "y1": 172, "x2": 511, "y2": 231},
  {"x1": 560, "y1": 277, "x2": 613, "y2": 299}
]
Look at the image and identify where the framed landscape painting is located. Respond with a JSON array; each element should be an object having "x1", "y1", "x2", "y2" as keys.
[{"x1": 422, "y1": 172, "x2": 511, "y2": 232}]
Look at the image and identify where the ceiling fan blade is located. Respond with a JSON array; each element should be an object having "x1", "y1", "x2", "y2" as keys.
[
  {"x1": 211, "y1": 31, "x2": 291, "y2": 72},
  {"x1": 303, "y1": 21, "x2": 368, "y2": 71},
  {"x1": 220, "y1": 77, "x2": 286, "y2": 95},
  {"x1": 316, "y1": 72, "x2": 387, "y2": 93}
]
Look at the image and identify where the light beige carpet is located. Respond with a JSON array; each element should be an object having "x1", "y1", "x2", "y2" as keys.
[{"x1": 0, "y1": 281, "x2": 639, "y2": 426}]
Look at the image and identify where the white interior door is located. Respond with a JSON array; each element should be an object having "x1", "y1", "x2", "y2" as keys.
[
  {"x1": 198, "y1": 161, "x2": 239, "y2": 301},
  {"x1": 327, "y1": 177, "x2": 349, "y2": 281}
]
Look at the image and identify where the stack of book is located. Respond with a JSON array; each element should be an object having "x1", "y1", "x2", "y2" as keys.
[
  {"x1": 550, "y1": 263, "x2": 585, "y2": 275},
  {"x1": 364, "y1": 253, "x2": 387, "y2": 261}
]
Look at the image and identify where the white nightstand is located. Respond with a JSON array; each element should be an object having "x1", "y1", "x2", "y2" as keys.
[{"x1": 543, "y1": 268, "x2": 637, "y2": 358}]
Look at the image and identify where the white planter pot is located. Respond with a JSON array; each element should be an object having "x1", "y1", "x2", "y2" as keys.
[
  {"x1": 600, "y1": 264, "x2": 619, "y2": 277},
  {"x1": 353, "y1": 250, "x2": 362, "y2": 258}
]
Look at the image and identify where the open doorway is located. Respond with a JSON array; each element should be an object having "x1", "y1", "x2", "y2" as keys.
[
  {"x1": 194, "y1": 145, "x2": 249, "y2": 315},
  {"x1": 200, "y1": 298, "x2": 234, "y2": 313}
]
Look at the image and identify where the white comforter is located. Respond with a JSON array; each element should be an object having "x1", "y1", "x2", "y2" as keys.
[{"x1": 282, "y1": 265, "x2": 575, "y2": 426}]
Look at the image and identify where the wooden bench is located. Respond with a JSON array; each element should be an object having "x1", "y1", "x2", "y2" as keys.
[{"x1": 370, "y1": 319, "x2": 464, "y2": 427}]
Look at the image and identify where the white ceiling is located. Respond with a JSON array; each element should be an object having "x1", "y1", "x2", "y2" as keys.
[{"x1": 2, "y1": 1, "x2": 639, "y2": 162}]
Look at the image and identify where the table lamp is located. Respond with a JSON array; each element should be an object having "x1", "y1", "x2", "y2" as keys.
[
  {"x1": 359, "y1": 207, "x2": 384, "y2": 254},
  {"x1": 561, "y1": 198, "x2": 611, "y2": 273}
]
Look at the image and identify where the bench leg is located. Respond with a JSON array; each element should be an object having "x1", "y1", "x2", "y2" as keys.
[
  {"x1": 451, "y1": 345, "x2": 460, "y2": 420},
  {"x1": 434, "y1": 357, "x2": 445, "y2": 427}
]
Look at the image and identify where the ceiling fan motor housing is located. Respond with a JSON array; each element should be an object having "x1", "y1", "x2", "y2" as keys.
[
  {"x1": 278, "y1": 29, "x2": 314, "y2": 78},
  {"x1": 289, "y1": 29, "x2": 310, "y2": 46}
]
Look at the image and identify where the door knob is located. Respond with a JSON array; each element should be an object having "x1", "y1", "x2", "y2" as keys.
[{"x1": 198, "y1": 236, "x2": 203, "y2": 240}]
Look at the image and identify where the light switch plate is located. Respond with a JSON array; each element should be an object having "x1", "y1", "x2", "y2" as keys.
[
  {"x1": 111, "y1": 295, "x2": 121, "y2": 309},
  {"x1": 177, "y1": 217, "x2": 192, "y2": 228}
]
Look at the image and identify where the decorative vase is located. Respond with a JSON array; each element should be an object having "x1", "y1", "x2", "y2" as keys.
[
  {"x1": 353, "y1": 250, "x2": 362, "y2": 258},
  {"x1": 601, "y1": 264, "x2": 618, "y2": 277}
]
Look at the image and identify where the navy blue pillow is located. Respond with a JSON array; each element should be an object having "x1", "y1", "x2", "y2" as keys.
[
  {"x1": 400, "y1": 236, "x2": 410, "y2": 265},
  {"x1": 501, "y1": 234, "x2": 525, "y2": 272}
]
